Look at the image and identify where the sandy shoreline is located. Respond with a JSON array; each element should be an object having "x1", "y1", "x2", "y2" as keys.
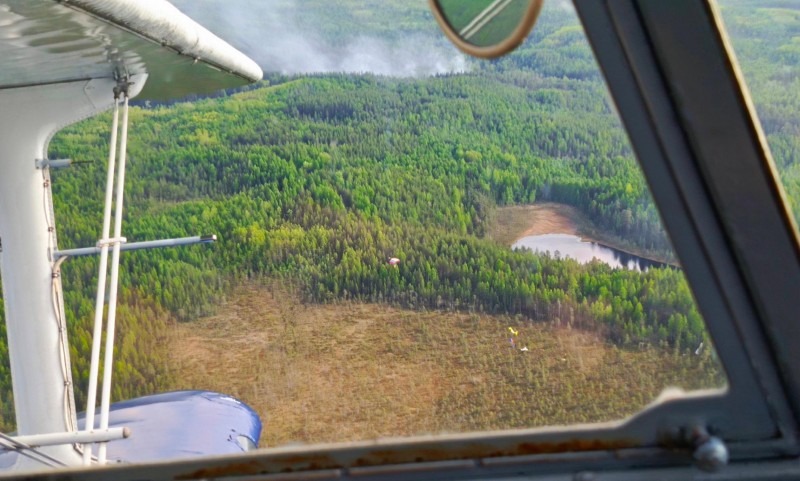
[
  {"x1": 489, "y1": 203, "x2": 599, "y2": 246},
  {"x1": 489, "y1": 202, "x2": 677, "y2": 266}
]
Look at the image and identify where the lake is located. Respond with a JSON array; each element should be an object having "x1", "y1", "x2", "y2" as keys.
[{"x1": 512, "y1": 234, "x2": 667, "y2": 271}]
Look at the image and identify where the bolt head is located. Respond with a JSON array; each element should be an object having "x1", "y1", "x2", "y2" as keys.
[{"x1": 694, "y1": 436, "x2": 728, "y2": 472}]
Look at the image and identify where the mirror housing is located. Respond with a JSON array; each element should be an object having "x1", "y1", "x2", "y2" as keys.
[{"x1": 429, "y1": 0, "x2": 544, "y2": 58}]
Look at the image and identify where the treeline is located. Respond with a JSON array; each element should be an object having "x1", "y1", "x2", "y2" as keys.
[
  {"x1": 227, "y1": 198, "x2": 704, "y2": 350},
  {"x1": 60, "y1": 72, "x2": 667, "y2": 254}
]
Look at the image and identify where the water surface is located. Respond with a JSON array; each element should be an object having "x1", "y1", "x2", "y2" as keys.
[{"x1": 513, "y1": 234, "x2": 665, "y2": 271}]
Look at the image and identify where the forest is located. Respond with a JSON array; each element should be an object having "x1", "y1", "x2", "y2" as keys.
[{"x1": 0, "y1": 0, "x2": 795, "y2": 433}]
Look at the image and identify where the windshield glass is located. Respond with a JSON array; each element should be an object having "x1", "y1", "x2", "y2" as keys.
[
  {"x1": 13, "y1": 0, "x2": 730, "y2": 461},
  {"x1": 718, "y1": 0, "x2": 800, "y2": 236}
]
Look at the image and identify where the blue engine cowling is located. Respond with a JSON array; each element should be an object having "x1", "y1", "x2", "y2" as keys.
[{"x1": 78, "y1": 390, "x2": 262, "y2": 463}]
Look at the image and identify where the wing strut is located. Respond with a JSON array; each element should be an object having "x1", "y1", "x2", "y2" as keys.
[{"x1": 82, "y1": 81, "x2": 131, "y2": 465}]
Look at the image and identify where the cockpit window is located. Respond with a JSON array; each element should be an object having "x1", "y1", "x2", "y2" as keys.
[
  {"x1": 718, "y1": 0, "x2": 800, "y2": 235},
  {"x1": 28, "y1": 0, "x2": 734, "y2": 464},
  {"x1": 53, "y1": 0, "x2": 730, "y2": 448}
]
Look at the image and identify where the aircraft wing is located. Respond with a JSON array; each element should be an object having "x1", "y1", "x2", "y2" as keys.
[{"x1": 0, "y1": 0, "x2": 263, "y2": 100}]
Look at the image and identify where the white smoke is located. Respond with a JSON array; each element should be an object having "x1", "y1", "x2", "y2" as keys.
[{"x1": 170, "y1": 0, "x2": 468, "y2": 77}]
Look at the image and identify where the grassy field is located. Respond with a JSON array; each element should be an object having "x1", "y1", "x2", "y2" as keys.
[{"x1": 167, "y1": 281, "x2": 724, "y2": 447}]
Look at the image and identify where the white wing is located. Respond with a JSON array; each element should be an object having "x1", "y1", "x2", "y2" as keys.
[{"x1": 0, "y1": 0, "x2": 262, "y2": 99}]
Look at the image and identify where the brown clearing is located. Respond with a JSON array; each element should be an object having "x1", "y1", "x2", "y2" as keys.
[
  {"x1": 488, "y1": 202, "x2": 676, "y2": 265},
  {"x1": 487, "y1": 202, "x2": 598, "y2": 246},
  {"x1": 167, "y1": 282, "x2": 722, "y2": 447}
]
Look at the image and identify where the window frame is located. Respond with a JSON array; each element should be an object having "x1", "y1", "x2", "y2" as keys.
[{"x1": 46, "y1": 0, "x2": 800, "y2": 479}]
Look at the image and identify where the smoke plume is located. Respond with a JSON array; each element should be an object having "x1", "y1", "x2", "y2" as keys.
[{"x1": 170, "y1": 0, "x2": 468, "y2": 77}]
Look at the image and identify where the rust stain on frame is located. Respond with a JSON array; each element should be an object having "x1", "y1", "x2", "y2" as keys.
[{"x1": 175, "y1": 438, "x2": 639, "y2": 479}]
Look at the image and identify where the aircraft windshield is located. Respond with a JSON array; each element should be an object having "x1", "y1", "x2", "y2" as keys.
[
  {"x1": 718, "y1": 0, "x2": 800, "y2": 237},
  {"x1": 4, "y1": 0, "x2": 763, "y2": 468}
]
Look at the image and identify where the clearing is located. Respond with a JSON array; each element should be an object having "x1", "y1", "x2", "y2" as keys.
[
  {"x1": 168, "y1": 282, "x2": 723, "y2": 447},
  {"x1": 487, "y1": 203, "x2": 596, "y2": 246},
  {"x1": 488, "y1": 202, "x2": 676, "y2": 264}
]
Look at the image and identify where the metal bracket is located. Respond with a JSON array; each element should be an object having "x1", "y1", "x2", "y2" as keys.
[
  {"x1": 95, "y1": 237, "x2": 127, "y2": 248},
  {"x1": 113, "y1": 75, "x2": 133, "y2": 99},
  {"x1": 661, "y1": 425, "x2": 729, "y2": 472},
  {"x1": 35, "y1": 158, "x2": 72, "y2": 170}
]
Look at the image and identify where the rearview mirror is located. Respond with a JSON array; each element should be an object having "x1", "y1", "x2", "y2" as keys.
[{"x1": 429, "y1": 0, "x2": 544, "y2": 58}]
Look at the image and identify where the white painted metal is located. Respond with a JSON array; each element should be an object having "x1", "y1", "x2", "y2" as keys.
[
  {"x1": 0, "y1": 434, "x2": 65, "y2": 469},
  {"x1": 65, "y1": 0, "x2": 263, "y2": 83},
  {"x1": 0, "y1": 1, "x2": 262, "y2": 99},
  {"x1": 0, "y1": 0, "x2": 261, "y2": 473},
  {"x1": 82, "y1": 99, "x2": 120, "y2": 466},
  {"x1": 14, "y1": 428, "x2": 129, "y2": 449},
  {"x1": 0, "y1": 76, "x2": 145, "y2": 470},
  {"x1": 97, "y1": 95, "x2": 130, "y2": 465}
]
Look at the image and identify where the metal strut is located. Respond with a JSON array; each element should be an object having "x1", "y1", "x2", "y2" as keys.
[
  {"x1": 82, "y1": 82, "x2": 131, "y2": 465},
  {"x1": 54, "y1": 235, "x2": 217, "y2": 260}
]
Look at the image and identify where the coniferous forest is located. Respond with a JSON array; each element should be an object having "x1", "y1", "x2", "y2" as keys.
[{"x1": 0, "y1": 0, "x2": 796, "y2": 435}]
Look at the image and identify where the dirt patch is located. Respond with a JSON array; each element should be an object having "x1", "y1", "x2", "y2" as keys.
[
  {"x1": 488, "y1": 203, "x2": 677, "y2": 265},
  {"x1": 167, "y1": 281, "x2": 721, "y2": 447},
  {"x1": 488, "y1": 202, "x2": 600, "y2": 246}
]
